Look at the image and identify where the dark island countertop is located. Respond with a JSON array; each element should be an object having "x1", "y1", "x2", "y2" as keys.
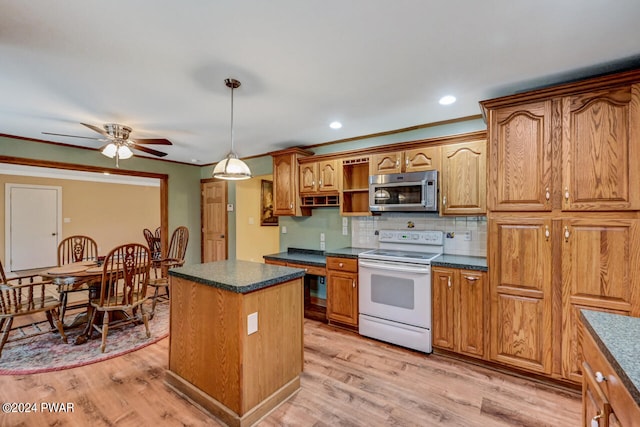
[
  {"x1": 581, "y1": 309, "x2": 640, "y2": 406},
  {"x1": 169, "y1": 260, "x2": 305, "y2": 294},
  {"x1": 431, "y1": 254, "x2": 488, "y2": 271}
]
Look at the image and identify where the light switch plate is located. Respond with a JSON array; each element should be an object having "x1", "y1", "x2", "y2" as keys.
[{"x1": 248, "y1": 312, "x2": 258, "y2": 335}]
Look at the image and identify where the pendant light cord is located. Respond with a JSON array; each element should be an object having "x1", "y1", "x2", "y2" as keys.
[{"x1": 230, "y1": 82, "x2": 235, "y2": 155}]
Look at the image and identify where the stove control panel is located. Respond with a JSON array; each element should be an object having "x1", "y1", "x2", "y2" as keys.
[{"x1": 378, "y1": 229, "x2": 443, "y2": 245}]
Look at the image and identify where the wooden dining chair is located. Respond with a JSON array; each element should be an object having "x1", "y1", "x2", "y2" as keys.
[
  {"x1": 88, "y1": 243, "x2": 151, "y2": 353},
  {"x1": 149, "y1": 226, "x2": 189, "y2": 316},
  {"x1": 56, "y1": 235, "x2": 99, "y2": 323},
  {"x1": 0, "y1": 259, "x2": 67, "y2": 358},
  {"x1": 143, "y1": 228, "x2": 162, "y2": 277}
]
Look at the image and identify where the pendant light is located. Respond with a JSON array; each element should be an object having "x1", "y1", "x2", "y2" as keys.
[{"x1": 212, "y1": 78, "x2": 252, "y2": 180}]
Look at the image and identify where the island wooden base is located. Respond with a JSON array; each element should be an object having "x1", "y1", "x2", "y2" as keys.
[{"x1": 165, "y1": 371, "x2": 300, "y2": 427}]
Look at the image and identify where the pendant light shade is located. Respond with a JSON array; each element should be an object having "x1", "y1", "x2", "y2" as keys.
[{"x1": 213, "y1": 78, "x2": 252, "y2": 180}]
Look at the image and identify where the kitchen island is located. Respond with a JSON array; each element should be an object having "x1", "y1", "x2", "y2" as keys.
[{"x1": 165, "y1": 260, "x2": 305, "y2": 427}]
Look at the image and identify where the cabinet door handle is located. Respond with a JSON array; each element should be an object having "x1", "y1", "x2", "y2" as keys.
[
  {"x1": 338, "y1": 262, "x2": 344, "y2": 267},
  {"x1": 395, "y1": 158, "x2": 400, "y2": 168},
  {"x1": 545, "y1": 225, "x2": 550, "y2": 241},
  {"x1": 352, "y1": 280, "x2": 356, "y2": 288},
  {"x1": 312, "y1": 180, "x2": 315, "y2": 187},
  {"x1": 290, "y1": 203, "x2": 293, "y2": 209},
  {"x1": 442, "y1": 196, "x2": 447, "y2": 206},
  {"x1": 595, "y1": 371, "x2": 606, "y2": 383},
  {"x1": 564, "y1": 226, "x2": 570, "y2": 242},
  {"x1": 405, "y1": 158, "x2": 409, "y2": 166},
  {"x1": 464, "y1": 276, "x2": 478, "y2": 282},
  {"x1": 591, "y1": 413, "x2": 603, "y2": 427},
  {"x1": 447, "y1": 277, "x2": 452, "y2": 288},
  {"x1": 545, "y1": 187, "x2": 550, "y2": 201},
  {"x1": 319, "y1": 179, "x2": 322, "y2": 187},
  {"x1": 564, "y1": 187, "x2": 570, "y2": 202}
]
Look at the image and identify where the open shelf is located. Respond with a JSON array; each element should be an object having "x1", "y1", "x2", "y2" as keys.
[{"x1": 341, "y1": 157, "x2": 371, "y2": 215}]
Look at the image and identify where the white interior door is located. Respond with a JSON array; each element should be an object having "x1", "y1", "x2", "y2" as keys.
[{"x1": 5, "y1": 184, "x2": 61, "y2": 271}]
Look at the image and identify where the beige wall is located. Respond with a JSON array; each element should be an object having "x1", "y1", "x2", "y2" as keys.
[
  {"x1": 1, "y1": 174, "x2": 160, "y2": 262},
  {"x1": 235, "y1": 174, "x2": 279, "y2": 262}
]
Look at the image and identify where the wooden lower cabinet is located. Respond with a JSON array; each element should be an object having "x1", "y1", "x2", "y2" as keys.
[
  {"x1": 581, "y1": 322, "x2": 638, "y2": 427},
  {"x1": 432, "y1": 267, "x2": 486, "y2": 358},
  {"x1": 326, "y1": 257, "x2": 358, "y2": 328},
  {"x1": 489, "y1": 216, "x2": 553, "y2": 374},
  {"x1": 561, "y1": 217, "x2": 640, "y2": 382}
]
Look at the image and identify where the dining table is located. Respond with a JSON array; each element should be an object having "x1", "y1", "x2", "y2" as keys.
[{"x1": 42, "y1": 261, "x2": 106, "y2": 345}]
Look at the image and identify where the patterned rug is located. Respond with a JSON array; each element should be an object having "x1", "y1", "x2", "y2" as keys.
[{"x1": 0, "y1": 301, "x2": 168, "y2": 375}]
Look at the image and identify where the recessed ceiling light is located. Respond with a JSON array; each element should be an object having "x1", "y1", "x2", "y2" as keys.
[
  {"x1": 329, "y1": 121, "x2": 342, "y2": 129},
  {"x1": 439, "y1": 95, "x2": 456, "y2": 105}
]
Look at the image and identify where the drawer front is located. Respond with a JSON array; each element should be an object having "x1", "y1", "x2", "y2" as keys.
[
  {"x1": 582, "y1": 327, "x2": 640, "y2": 427},
  {"x1": 326, "y1": 257, "x2": 358, "y2": 273},
  {"x1": 286, "y1": 262, "x2": 326, "y2": 277}
]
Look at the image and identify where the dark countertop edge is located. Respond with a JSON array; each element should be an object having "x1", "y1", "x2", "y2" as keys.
[
  {"x1": 580, "y1": 310, "x2": 640, "y2": 406},
  {"x1": 430, "y1": 255, "x2": 488, "y2": 272},
  {"x1": 169, "y1": 268, "x2": 306, "y2": 294},
  {"x1": 262, "y1": 253, "x2": 326, "y2": 267}
]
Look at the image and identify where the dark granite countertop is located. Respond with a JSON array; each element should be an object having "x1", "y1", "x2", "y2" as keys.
[
  {"x1": 325, "y1": 247, "x2": 372, "y2": 259},
  {"x1": 431, "y1": 254, "x2": 488, "y2": 271},
  {"x1": 263, "y1": 248, "x2": 326, "y2": 267},
  {"x1": 581, "y1": 310, "x2": 640, "y2": 406},
  {"x1": 169, "y1": 260, "x2": 306, "y2": 294}
]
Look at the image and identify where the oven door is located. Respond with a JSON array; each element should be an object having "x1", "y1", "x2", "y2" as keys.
[{"x1": 358, "y1": 258, "x2": 431, "y2": 328}]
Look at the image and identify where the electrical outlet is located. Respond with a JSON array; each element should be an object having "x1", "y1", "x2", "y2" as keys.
[
  {"x1": 342, "y1": 217, "x2": 348, "y2": 226},
  {"x1": 320, "y1": 232, "x2": 325, "y2": 242},
  {"x1": 281, "y1": 226, "x2": 287, "y2": 234},
  {"x1": 342, "y1": 226, "x2": 348, "y2": 235},
  {"x1": 247, "y1": 312, "x2": 258, "y2": 335},
  {"x1": 320, "y1": 241, "x2": 326, "y2": 250},
  {"x1": 463, "y1": 231, "x2": 472, "y2": 241}
]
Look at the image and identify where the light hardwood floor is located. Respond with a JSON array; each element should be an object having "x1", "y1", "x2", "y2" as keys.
[{"x1": 0, "y1": 320, "x2": 581, "y2": 426}]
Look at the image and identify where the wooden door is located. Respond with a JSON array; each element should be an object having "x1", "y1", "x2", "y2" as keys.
[
  {"x1": 201, "y1": 180, "x2": 227, "y2": 263},
  {"x1": 317, "y1": 160, "x2": 339, "y2": 192},
  {"x1": 404, "y1": 146, "x2": 440, "y2": 172},
  {"x1": 431, "y1": 267, "x2": 455, "y2": 351},
  {"x1": 487, "y1": 100, "x2": 552, "y2": 211},
  {"x1": 299, "y1": 162, "x2": 316, "y2": 194},
  {"x1": 561, "y1": 84, "x2": 640, "y2": 211},
  {"x1": 458, "y1": 270, "x2": 485, "y2": 358},
  {"x1": 370, "y1": 152, "x2": 401, "y2": 174},
  {"x1": 561, "y1": 217, "x2": 639, "y2": 381},
  {"x1": 7, "y1": 184, "x2": 61, "y2": 270},
  {"x1": 441, "y1": 140, "x2": 487, "y2": 215},
  {"x1": 489, "y1": 216, "x2": 552, "y2": 374},
  {"x1": 273, "y1": 153, "x2": 297, "y2": 215},
  {"x1": 326, "y1": 270, "x2": 358, "y2": 326}
]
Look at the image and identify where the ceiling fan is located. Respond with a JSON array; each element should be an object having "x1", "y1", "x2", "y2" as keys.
[{"x1": 43, "y1": 123, "x2": 172, "y2": 166}]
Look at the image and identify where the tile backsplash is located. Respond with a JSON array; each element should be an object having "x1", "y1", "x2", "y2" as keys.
[{"x1": 351, "y1": 213, "x2": 487, "y2": 257}]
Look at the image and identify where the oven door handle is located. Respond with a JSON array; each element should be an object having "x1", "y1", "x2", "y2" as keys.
[{"x1": 358, "y1": 260, "x2": 430, "y2": 274}]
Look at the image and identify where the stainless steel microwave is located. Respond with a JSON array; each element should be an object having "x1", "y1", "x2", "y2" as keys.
[{"x1": 369, "y1": 170, "x2": 438, "y2": 212}]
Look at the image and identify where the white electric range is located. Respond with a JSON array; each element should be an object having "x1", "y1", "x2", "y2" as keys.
[{"x1": 358, "y1": 229, "x2": 444, "y2": 353}]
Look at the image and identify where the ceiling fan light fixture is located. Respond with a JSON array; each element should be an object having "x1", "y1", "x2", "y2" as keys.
[
  {"x1": 101, "y1": 143, "x2": 118, "y2": 158},
  {"x1": 213, "y1": 78, "x2": 252, "y2": 181},
  {"x1": 117, "y1": 144, "x2": 133, "y2": 159}
]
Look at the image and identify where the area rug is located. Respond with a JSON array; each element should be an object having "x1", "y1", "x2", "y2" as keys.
[{"x1": 0, "y1": 301, "x2": 169, "y2": 375}]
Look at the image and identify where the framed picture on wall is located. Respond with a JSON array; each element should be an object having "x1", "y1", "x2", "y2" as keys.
[{"x1": 261, "y1": 180, "x2": 278, "y2": 226}]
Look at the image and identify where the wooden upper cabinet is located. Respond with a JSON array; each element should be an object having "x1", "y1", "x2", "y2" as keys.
[
  {"x1": 441, "y1": 139, "x2": 487, "y2": 215},
  {"x1": 370, "y1": 146, "x2": 440, "y2": 175},
  {"x1": 370, "y1": 152, "x2": 402, "y2": 174},
  {"x1": 299, "y1": 160, "x2": 339, "y2": 194},
  {"x1": 272, "y1": 148, "x2": 312, "y2": 216},
  {"x1": 404, "y1": 146, "x2": 440, "y2": 172},
  {"x1": 488, "y1": 100, "x2": 552, "y2": 211},
  {"x1": 561, "y1": 84, "x2": 640, "y2": 211}
]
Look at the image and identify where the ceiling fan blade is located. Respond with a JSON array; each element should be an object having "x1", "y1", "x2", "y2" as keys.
[
  {"x1": 130, "y1": 143, "x2": 168, "y2": 157},
  {"x1": 42, "y1": 132, "x2": 103, "y2": 140},
  {"x1": 81, "y1": 122, "x2": 109, "y2": 137},
  {"x1": 131, "y1": 137, "x2": 173, "y2": 145}
]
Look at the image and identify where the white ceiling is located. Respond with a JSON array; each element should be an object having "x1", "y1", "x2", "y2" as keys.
[{"x1": 2, "y1": 1, "x2": 640, "y2": 165}]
